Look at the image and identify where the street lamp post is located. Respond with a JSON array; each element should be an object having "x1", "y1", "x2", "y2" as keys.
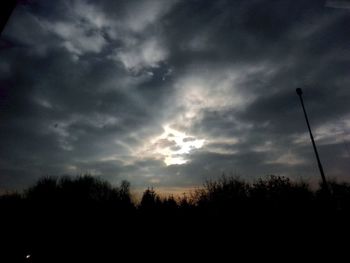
[
  {"x1": 296, "y1": 88, "x2": 328, "y2": 189},
  {"x1": 0, "y1": 0, "x2": 17, "y2": 35}
]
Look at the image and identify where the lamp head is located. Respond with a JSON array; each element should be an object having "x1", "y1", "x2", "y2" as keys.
[{"x1": 296, "y1": 88, "x2": 303, "y2": 96}]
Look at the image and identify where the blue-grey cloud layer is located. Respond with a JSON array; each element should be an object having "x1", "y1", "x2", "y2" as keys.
[{"x1": 1, "y1": 0, "x2": 350, "y2": 191}]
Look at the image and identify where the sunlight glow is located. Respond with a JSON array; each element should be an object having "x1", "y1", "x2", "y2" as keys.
[{"x1": 153, "y1": 125, "x2": 205, "y2": 165}]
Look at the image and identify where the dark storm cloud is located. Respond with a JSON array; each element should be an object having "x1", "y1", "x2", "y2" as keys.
[{"x1": 1, "y1": 0, "x2": 350, "y2": 192}]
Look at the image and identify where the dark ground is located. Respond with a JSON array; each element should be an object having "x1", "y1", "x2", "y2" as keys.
[{"x1": 1, "y1": 175, "x2": 349, "y2": 262}]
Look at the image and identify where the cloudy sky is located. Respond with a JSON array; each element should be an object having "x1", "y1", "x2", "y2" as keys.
[{"x1": 1, "y1": 0, "x2": 350, "y2": 193}]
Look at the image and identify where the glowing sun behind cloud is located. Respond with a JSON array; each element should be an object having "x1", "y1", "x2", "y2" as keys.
[{"x1": 152, "y1": 125, "x2": 205, "y2": 165}]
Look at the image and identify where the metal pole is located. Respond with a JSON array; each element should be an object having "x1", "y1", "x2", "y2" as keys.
[
  {"x1": 0, "y1": 0, "x2": 17, "y2": 35},
  {"x1": 296, "y1": 88, "x2": 328, "y2": 189}
]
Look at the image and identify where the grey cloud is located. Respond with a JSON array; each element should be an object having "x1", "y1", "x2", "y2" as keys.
[
  {"x1": 1, "y1": 0, "x2": 350, "y2": 192},
  {"x1": 326, "y1": 0, "x2": 350, "y2": 9}
]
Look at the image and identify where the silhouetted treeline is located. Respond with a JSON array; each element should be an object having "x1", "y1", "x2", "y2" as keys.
[
  {"x1": 1, "y1": 174, "x2": 350, "y2": 261},
  {"x1": 4, "y1": 174, "x2": 350, "y2": 213}
]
